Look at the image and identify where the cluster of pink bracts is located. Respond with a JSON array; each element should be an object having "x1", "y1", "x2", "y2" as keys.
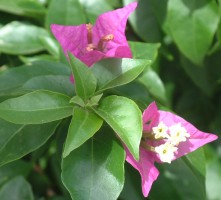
[{"x1": 51, "y1": 2, "x2": 218, "y2": 197}]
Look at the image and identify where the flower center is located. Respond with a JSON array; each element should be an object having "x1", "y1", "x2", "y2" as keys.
[
  {"x1": 142, "y1": 121, "x2": 190, "y2": 163},
  {"x1": 86, "y1": 23, "x2": 114, "y2": 52}
]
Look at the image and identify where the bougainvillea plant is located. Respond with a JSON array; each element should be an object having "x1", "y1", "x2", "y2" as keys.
[{"x1": 0, "y1": 0, "x2": 220, "y2": 200}]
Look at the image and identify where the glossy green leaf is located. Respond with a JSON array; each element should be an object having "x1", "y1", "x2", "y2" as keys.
[
  {"x1": 21, "y1": 75, "x2": 74, "y2": 97},
  {"x1": 0, "y1": 0, "x2": 46, "y2": 18},
  {"x1": 165, "y1": 0, "x2": 219, "y2": 65},
  {"x1": 62, "y1": 128, "x2": 125, "y2": 200},
  {"x1": 0, "y1": 61, "x2": 71, "y2": 100},
  {"x1": 93, "y1": 95, "x2": 142, "y2": 160},
  {"x1": 138, "y1": 66, "x2": 168, "y2": 105},
  {"x1": 63, "y1": 107, "x2": 103, "y2": 157},
  {"x1": 0, "y1": 90, "x2": 72, "y2": 124},
  {"x1": 124, "y1": 0, "x2": 161, "y2": 42},
  {"x1": 129, "y1": 41, "x2": 160, "y2": 60},
  {"x1": 0, "y1": 176, "x2": 34, "y2": 200},
  {"x1": 0, "y1": 21, "x2": 49, "y2": 55},
  {"x1": 69, "y1": 54, "x2": 97, "y2": 100},
  {"x1": 0, "y1": 120, "x2": 60, "y2": 167},
  {"x1": 92, "y1": 58, "x2": 150, "y2": 93},
  {"x1": 46, "y1": 0, "x2": 86, "y2": 29},
  {"x1": 0, "y1": 160, "x2": 31, "y2": 188}
]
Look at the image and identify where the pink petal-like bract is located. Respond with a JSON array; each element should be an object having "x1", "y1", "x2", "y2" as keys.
[
  {"x1": 125, "y1": 101, "x2": 218, "y2": 197},
  {"x1": 50, "y1": 2, "x2": 137, "y2": 67}
]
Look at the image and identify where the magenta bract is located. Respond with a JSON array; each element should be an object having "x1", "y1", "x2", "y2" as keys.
[
  {"x1": 126, "y1": 102, "x2": 218, "y2": 197},
  {"x1": 51, "y1": 2, "x2": 137, "y2": 66}
]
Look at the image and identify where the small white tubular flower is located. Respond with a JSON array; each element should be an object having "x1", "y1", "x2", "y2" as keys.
[
  {"x1": 169, "y1": 123, "x2": 190, "y2": 146},
  {"x1": 152, "y1": 121, "x2": 169, "y2": 139},
  {"x1": 155, "y1": 142, "x2": 178, "y2": 163}
]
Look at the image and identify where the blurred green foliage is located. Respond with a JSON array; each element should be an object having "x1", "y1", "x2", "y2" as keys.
[{"x1": 0, "y1": 0, "x2": 220, "y2": 200}]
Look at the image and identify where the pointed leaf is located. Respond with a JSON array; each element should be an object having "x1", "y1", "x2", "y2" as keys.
[
  {"x1": 0, "y1": 90, "x2": 72, "y2": 124},
  {"x1": 165, "y1": 0, "x2": 219, "y2": 65},
  {"x1": 92, "y1": 58, "x2": 150, "y2": 92},
  {"x1": 63, "y1": 107, "x2": 103, "y2": 157},
  {"x1": 62, "y1": 129, "x2": 125, "y2": 200},
  {"x1": 69, "y1": 54, "x2": 97, "y2": 100},
  {"x1": 93, "y1": 95, "x2": 142, "y2": 160}
]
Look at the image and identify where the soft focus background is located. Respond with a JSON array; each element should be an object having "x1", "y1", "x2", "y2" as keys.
[{"x1": 0, "y1": 0, "x2": 220, "y2": 199}]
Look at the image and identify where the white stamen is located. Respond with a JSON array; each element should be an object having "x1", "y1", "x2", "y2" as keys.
[
  {"x1": 168, "y1": 123, "x2": 190, "y2": 146},
  {"x1": 152, "y1": 121, "x2": 169, "y2": 139},
  {"x1": 155, "y1": 142, "x2": 178, "y2": 163}
]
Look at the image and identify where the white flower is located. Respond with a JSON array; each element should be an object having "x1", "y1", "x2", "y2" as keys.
[
  {"x1": 155, "y1": 142, "x2": 178, "y2": 163},
  {"x1": 152, "y1": 121, "x2": 169, "y2": 139},
  {"x1": 168, "y1": 123, "x2": 190, "y2": 146}
]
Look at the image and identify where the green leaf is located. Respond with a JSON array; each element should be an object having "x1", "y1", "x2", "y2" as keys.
[
  {"x1": 123, "y1": 0, "x2": 161, "y2": 42},
  {"x1": 92, "y1": 58, "x2": 150, "y2": 92},
  {"x1": 0, "y1": 176, "x2": 34, "y2": 200},
  {"x1": 0, "y1": 21, "x2": 49, "y2": 55},
  {"x1": 138, "y1": 66, "x2": 168, "y2": 105},
  {"x1": 181, "y1": 55, "x2": 216, "y2": 96},
  {"x1": 185, "y1": 148, "x2": 206, "y2": 181},
  {"x1": 45, "y1": 0, "x2": 86, "y2": 29},
  {"x1": 165, "y1": 0, "x2": 220, "y2": 65},
  {"x1": 129, "y1": 41, "x2": 160, "y2": 60},
  {"x1": 0, "y1": 90, "x2": 72, "y2": 124},
  {"x1": 69, "y1": 54, "x2": 97, "y2": 100},
  {"x1": 93, "y1": 95, "x2": 142, "y2": 160},
  {"x1": 0, "y1": 120, "x2": 60, "y2": 167},
  {"x1": 166, "y1": 157, "x2": 206, "y2": 200},
  {"x1": 63, "y1": 107, "x2": 103, "y2": 157},
  {"x1": 0, "y1": 0, "x2": 46, "y2": 18},
  {"x1": 0, "y1": 61, "x2": 71, "y2": 100},
  {"x1": 0, "y1": 160, "x2": 31, "y2": 188},
  {"x1": 205, "y1": 146, "x2": 221, "y2": 200},
  {"x1": 21, "y1": 75, "x2": 74, "y2": 97},
  {"x1": 62, "y1": 128, "x2": 125, "y2": 200}
]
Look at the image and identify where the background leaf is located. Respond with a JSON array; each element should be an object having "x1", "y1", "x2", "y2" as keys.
[
  {"x1": 0, "y1": 21, "x2": 49, "y2": 55},
  {"x1": 0, "y1": 0, "x2": 46, "y2": 18},
  {"x1": 0, "y1": 120, "x2": 60, "y2": 167},
  {"x1": 124, "y1": 0, "x2": 161, "y2": 42},
  {"x1": 0, "y1": 61, "x2": 71, "y2": 100},
  {"x1": 0, "y1": 90, "x2": 72, "y2": 124},
  {"x1": 0, "y1": 176, "x2": 34, "y2": 200},
  {"x1": 46, "y1": 0, "x2": 86, "y2": 29},
  {"x1": 165, "y1": 0, "x2": 220, "y2": 65}
]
